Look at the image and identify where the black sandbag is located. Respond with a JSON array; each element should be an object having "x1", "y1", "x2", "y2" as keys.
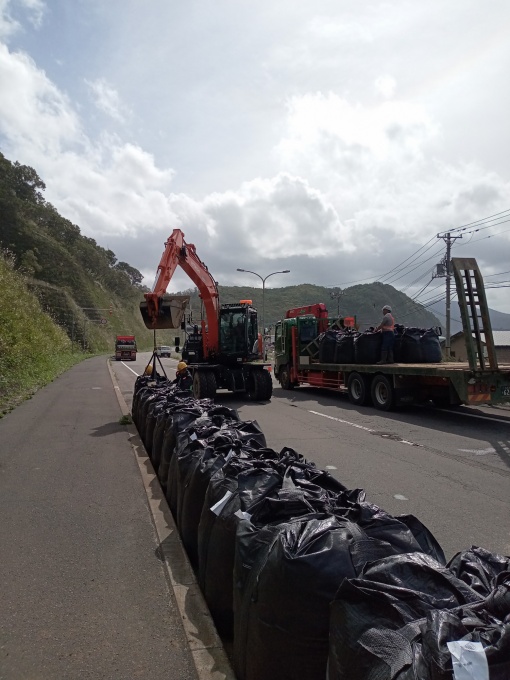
[
  {"x1": 397, "y1": 513, "x2": 446, "y2": 564},
  {"x1": 354, "y1": 331, "x2": 382, "y2": 364},
  {"x1": 144, "y1": 399, "x2": 167, "y2": 456},
  {"x1": 319, "y1": 331, "x2": 339, "y2": 363},
  {"x1": 399, "y1": 327, "x2": 423, "y2": 363},
  {"x1": 420, "y1": 327, "x2": 442, "y2": 363},
  {"x1": 179, "y1": 435, "x2": 246, "y2": 566},
  {"x1": 233, "y1": 513, "x2": 434, "y2": 680},
  {"x1": 151, "y1": 409, "x2": 173, "y2": 473},
  {"x1": 198, "y1": 455, "x2": 284, "y2": 635},
  {"x1": 334, "y1": 332, "x2": 355, "y2": 364},
  {"x1": 447, "y1": 545, "x2": 510, "y2": 595},
  {"x1": 157, "y1": 403, "x2": 207, "y2": 491},
  {"x1": 393, "y1": 324, "x2": 405, "y2": 363},
  {"x1": 327, "y1": 552, "x2": 484, "y2": 680},
  {"x1": 166, "y1": 417, "x2": 227, "y2": 521}
]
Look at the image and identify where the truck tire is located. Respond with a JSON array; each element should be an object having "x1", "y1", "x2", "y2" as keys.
[
  {"x1": 347, "y1": 372, "x2": 372, "y2": 406},
  {"x1": 279, "y1": 365, "x2": 294, "y2": 390},
  {"x1": 247, "y1": 370, "x2": 273, "y2": 401},
  {"x1": 371, "y1": 374, "x2": 395, "y2": 411},
  {"x1": 193, "y1": 370, "x2": 217, "y2": 400}
]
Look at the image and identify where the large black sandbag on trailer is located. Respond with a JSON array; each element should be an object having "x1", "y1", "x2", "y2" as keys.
[
  {"x1": 334, "y1": 331, "x2": 355, "y2": 364},
  {"x1": 420, "y1": 327, "x2": 443, "y2": 363},
  {"x1": 319, "y1": 331, "x2": 339, "y2": 363},
  {"x1": 354, "y1": 331, "x2": 382, "y2": 364},
  {"x1": 233, "y1": 512, "x2": 435, "y2": 680},
  {"x1": 328, "y1": 552, "x2": 510, "y2": 680},
  {"x1": 398, "y1": 327, "x2": 423, "y2": 363}
]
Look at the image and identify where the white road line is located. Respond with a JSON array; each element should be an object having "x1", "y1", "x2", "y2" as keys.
[
  {"x1": 432, "y1": 407, "x2": 510, "y2": 426},
  {"x1": 309, "y1": 410, "x2": 374, "y2": 433},
  {"x1": 394, "y1": 494, "x2": 409, "y2": 501},
  {"x1": 122, "y1": 362, "x2": 139, "y2": 376}
]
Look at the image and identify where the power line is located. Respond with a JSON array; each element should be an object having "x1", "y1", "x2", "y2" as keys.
[{"x1": 439, "y1": 208, "x2": 510, "y2": 236}]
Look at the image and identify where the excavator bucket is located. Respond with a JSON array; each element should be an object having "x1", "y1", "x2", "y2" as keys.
[{"x1": 140, "y1": 294, "x2": 190, "y2": 329}]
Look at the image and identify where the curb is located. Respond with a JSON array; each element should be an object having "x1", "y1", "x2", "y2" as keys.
[{"x1": 107, "y1": 360, "x2": 236, "y2": 680}]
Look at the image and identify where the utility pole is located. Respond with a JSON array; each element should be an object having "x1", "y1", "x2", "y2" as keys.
[
  {"x1": 437, "y1": 232, "x2": 462, "y2": 358},
  {"x1": 330, "y1": 288, "x2": 344, "y2": 317}
]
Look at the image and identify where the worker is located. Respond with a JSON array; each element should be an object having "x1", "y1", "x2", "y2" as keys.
[
  {"x1": 172, "y1": 361, "x2": 193, "y2": 391},
  {"x1": 375, "y1": 305, "x2": 395, "y2": 364},
  {"x1": 233, "y1": 318, "x2": 245, "y2": 351}
]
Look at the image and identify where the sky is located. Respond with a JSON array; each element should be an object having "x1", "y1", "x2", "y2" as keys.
[{"x1": 1, "y1": 0, "x2": 509, "y2": 315}]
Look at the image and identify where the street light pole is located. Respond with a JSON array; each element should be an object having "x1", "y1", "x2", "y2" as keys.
[{"x1": 236, "y1": 268, "x2": 290, "y2": 338}]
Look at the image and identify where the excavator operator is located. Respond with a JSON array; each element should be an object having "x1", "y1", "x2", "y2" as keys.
[{"x1": 173, "y1": 361, "x2": 193, "y2": 391}]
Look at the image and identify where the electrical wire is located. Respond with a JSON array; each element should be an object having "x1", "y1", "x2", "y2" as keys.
[{"x1": 438, "y1": 208, "x2": 510, "y2": 236}]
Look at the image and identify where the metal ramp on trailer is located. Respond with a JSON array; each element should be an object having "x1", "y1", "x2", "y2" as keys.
[{"x1": 451, "y1": 257, "x2": 499, "y2": 372}]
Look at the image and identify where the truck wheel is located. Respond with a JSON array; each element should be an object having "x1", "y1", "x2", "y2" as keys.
[
  {"x1": 371, "y1": 374, "x2": 395, "y2": 411},
  {"x1": 347, "y1": 372, "x2": 371, "y2": 406},
  {"x1": 279, "y1": 365, "x2": 294, "y2": 390},
  {"x1": 247, "y1": 370, "x2": 273, "y2": 401},
  {"x1": 193, "y1": 370, "x2": 216, "y2": 400}
]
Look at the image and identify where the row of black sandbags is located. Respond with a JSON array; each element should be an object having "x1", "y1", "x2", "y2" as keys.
[
  {"x1": 319, "y1": 326, "x2": 442, "y2": 364},
  {"x1": 132, "y1": 376, "x2": 509, "y2": 680}
]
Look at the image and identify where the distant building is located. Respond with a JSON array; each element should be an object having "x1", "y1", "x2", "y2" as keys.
[{"x1": 443, "y1": 331, "x2": 510, "y2": 363}]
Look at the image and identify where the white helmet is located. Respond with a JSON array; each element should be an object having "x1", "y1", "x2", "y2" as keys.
[{"x1": 383, "y1": 305, "x2": 392, "y2": 312}]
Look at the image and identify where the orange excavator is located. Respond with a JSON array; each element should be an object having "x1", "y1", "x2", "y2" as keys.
[{"x1": 140, "y1": 229, "x2": 272, "y2": 401}]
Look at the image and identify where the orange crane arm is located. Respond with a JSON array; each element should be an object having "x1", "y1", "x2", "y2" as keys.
[{"x1": 145, "y1": 229, "x2": 220, "y2": 356}]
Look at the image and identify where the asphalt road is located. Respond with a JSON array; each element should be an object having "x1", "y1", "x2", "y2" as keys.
[
  {"x1": 0, "y1": 357, "x2": 199, "y2": 680},
  {"x1": 116, "y1": 352, "x2": 510, "y2": 560}
]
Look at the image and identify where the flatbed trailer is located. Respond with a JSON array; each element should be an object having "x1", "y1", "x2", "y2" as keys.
[{"x1": 274, "y1": 258, "x2": 510, "y2": 411}]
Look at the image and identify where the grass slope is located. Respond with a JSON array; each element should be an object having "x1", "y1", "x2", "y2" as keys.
[{"x1": 0, "y1": 253, "x2": 82, "y2": 414}]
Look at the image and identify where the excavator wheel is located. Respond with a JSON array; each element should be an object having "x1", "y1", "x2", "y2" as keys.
[
  {"x1": 246, "y1": 369, "x2": 273, "y2": 402},
  {"x1": 193, "y1": 370, "x2": 217, "y2": 400}
]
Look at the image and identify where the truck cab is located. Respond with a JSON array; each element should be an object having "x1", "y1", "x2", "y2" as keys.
[{"x1": 115, "y1": 336, "x2": 137, "y2": 361}]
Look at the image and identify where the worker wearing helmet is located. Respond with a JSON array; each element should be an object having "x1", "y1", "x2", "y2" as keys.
[
  {"x1": 173, "y1": 361, "x2": 193, "y2": 391},
  {"x1": 375, "y1": 305, "x2": 395, "y2": 364}
]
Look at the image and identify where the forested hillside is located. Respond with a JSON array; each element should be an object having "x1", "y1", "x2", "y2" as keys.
[
  {"x1": 0, "y1": 152, "x2": 157, "y2": 353},
  {"x1": 175, "y1": 282, "x2": 441, "y2": 331}
]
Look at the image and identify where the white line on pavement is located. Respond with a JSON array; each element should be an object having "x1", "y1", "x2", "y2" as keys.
[
  {"x1": 308, "y1": 410, "x2": 374, "y2": 433},
  {"x1": 122, "y1": 362, "x2": 139, "y2": 376}
]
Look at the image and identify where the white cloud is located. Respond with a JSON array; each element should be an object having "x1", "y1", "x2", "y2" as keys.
[
  {"x1": 375, "y1": 75, "x2": 396, "y2": 99},
  {"x1": 1, "y1": 1, "x2": 510, "y2": 313},
  {"x1": 0, "y1": 0, "x2": 45, "y2": 39},
  {"x1": 85, "y1": 77, "x2": 129, "y2": 123}
]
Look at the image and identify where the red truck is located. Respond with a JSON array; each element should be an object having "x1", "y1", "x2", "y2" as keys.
[{"x1": 115, "y1": 335, "x2": 137, "y2": 361}]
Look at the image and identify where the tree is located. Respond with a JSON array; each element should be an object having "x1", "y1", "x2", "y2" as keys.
[{"x1": 115, "y1": 262, "x2": 143, "y2": 286}]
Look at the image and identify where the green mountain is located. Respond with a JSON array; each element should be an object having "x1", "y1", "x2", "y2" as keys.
[{"x1": 174, "y1": 282, "x2": 441, "y2": 332}]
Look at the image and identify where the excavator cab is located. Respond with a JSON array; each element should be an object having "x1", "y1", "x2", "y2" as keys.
[
  {"x1": 219, "y1": 303, "x2": 258, "y2": 359},
  {"x1": 140, "y1": 293, "x2": 190, "y2": 330}
]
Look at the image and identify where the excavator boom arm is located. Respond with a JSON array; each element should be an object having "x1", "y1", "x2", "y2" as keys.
[{"x1": 144, "y1": 229, "x2": 220, "y2": 356}]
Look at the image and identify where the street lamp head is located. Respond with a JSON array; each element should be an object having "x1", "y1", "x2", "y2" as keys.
[
  {"x1": 282, "y1": 270, "x2": 290, "y2": 273},
  {"x1": 237, "y1": 268, "x2": 246, "y2": 272}
]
